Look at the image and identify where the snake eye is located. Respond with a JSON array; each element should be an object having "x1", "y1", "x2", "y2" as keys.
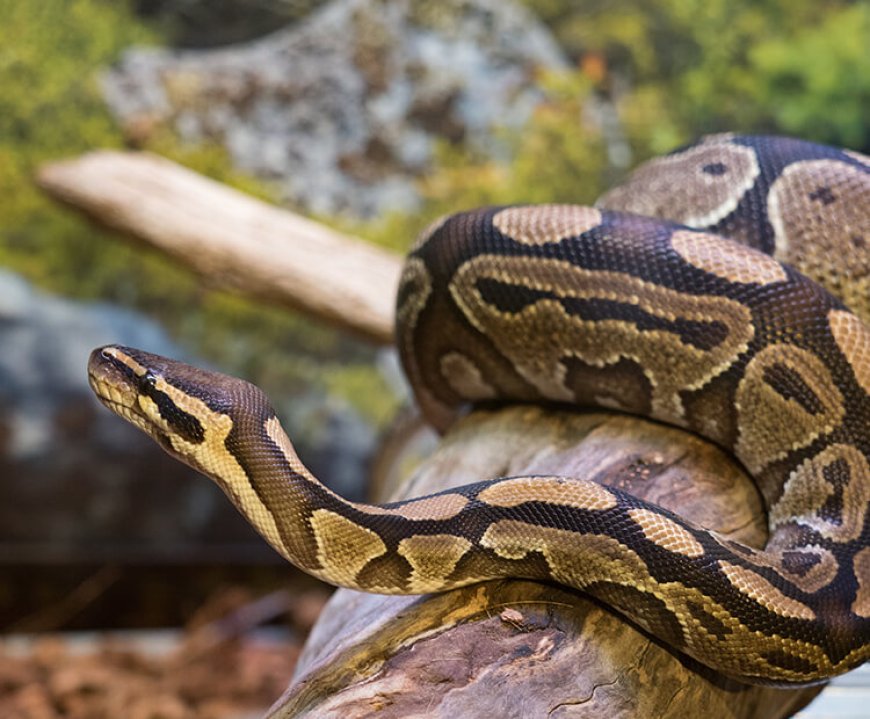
[{"x1": 137, "y1": 371, "x2": 157, "y2": 394}]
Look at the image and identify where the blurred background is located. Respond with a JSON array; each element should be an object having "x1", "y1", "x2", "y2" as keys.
[{"x1": 1, "y1": 0, "x2": 867, "y2": 716}]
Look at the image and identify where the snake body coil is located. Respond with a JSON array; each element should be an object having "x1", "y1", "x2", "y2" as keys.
[{"x1": 89, "y1": 134, "x2": 869, "y2": 685}]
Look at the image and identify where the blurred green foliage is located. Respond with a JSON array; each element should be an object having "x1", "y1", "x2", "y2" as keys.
[
  {"x1": 0, "y1": 0, "x2": 153, "y2": 293},
  {"x1": 521, "y1": 0, "x2": 869, "y2": 150},
  {"x1": 0, "y1": 0, "x2": 866, "y2": 432},
  {"x1": 0, "y1": 0, "x2": 392, "y2": 427}
]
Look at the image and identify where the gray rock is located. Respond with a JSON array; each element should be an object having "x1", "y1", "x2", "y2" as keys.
[
  {"x1": 104, "y1": 0, "x2": 567, "y2": 217},
  {"x1": 0, "y1": 270, "x2": 372, "y2": 562}
]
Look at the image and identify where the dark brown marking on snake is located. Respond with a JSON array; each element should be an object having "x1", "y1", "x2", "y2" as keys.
[
  {"x1": 702, "y1": 162, "x2": 728, "y2": 176},
  {"x1": 761, "y1": 363, "x2": 826, "y2": 415},
  {"x1": 587, "y1": 581, "x2": 687, "y2": 649},
  {"x1": 779, "y1": 551, "x2": 821, "y2": 578},
  {"x1": 817, "y1": 458, "x2": 850, "y2": 524},
  {"x1": 476, "y1": 275, "x2": 732, "y2": 352},
  {"x1": 761, "y1": 650, "x2": 821, "y2": 676},
  {"x1": 145, "y1": 384, "x2": 205, "y2": 444},
  {"x1": 563, "y1": 356, "x2": 653, "y2": 415},
  {"x1": 808, "y1": 186, "x2": 836, "y2": 206},
  {"x1": 686, "y1": 600, "x2": 733, "y2": 640}
]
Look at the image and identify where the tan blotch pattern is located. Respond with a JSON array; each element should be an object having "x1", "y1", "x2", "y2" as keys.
[
  {"x1": 735, "y1": 344, "x2": 844, "y2": 474},
  {"x1": 829, "y1": 310, "x2": 870, "y2": 394},
  {"x1": 852, "y1": 547, "x2": 870, "y2": 618},
  {"x1": 480, "y1": 520, "x2": 833, "y2": 681},
  {"x1": 492, "y1": 205, "x2": 602, "y2": 245},
  {"x1": 440, "y1": 351, "x2": 497, "y2": 400},
  {"x1": 718, "y1": 561, "x2": 815, "y2": 621},
  {"x1": 597, "y1": 139, "x2": 759, "y2": 228},
  {"x1": 627, "y1": 508, "x2": 705, "y2": 557},
  {"x1": 480, "y1": 520, "x2": 646, "y2": 583},
  {"x1": 398, "y1": 534, "x2": 473, "y2": 592},
  {"x1": 477, "y1": 476, "x2": 617, "y2": 510},
  {"x1": 770, "y1": 443, "x2": 869, "y2": 543},
  {"x1": 768, "y1": 546, "x2": 839, "y2": 594},
  {"x1": 451, "y1": 255, "x2": 753, "y2": 423},
  {"x1": 768, "y1": 160, "x2": 869, "y2": 321},
  {"x1": 359, "y1": 493, "x2": 470, "y2": 521},
  {"x1": 396, "y1": 257, "x2": 432, "y2": 346},
  {"x1": 309, "y1": 509, "x2": 387, "y2": 586},
  {"x1": 671, "y1": 229, "x2": 787, "y2": 285}
]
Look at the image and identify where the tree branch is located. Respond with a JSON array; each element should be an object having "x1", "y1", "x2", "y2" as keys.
[{"x1": 37, "y1": 151, "x2": 402, "y2": 344}]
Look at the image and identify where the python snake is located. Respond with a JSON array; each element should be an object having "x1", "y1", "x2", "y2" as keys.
[{"x1": 89, "y1": 134, "x2": 869, "y2": 686}]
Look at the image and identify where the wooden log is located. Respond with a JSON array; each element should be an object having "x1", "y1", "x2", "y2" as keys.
[
  {"x1": 36, "y1": 152, "x2": 402, "y2": 345},
  {"x1": 270, "y1": 406, "x2": 822, "y2": 718}
]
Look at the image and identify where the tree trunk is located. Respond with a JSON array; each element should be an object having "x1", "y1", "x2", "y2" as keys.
[{"x1": 272, "y1": 407, "x2": 822, "y2": 719}]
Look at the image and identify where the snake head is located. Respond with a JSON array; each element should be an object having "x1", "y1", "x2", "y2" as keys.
[{"x1": 87, "y1": 344, "x2": 272, "y2": 473}]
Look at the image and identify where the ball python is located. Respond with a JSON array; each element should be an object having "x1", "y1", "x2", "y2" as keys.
[{"x1": 88, "y1": 134, "x2": 869, "y2": 686}]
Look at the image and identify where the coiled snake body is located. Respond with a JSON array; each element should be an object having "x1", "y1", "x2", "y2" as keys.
[{"x1": 89, "y1": 134, "x2": 869, "y2": 685}]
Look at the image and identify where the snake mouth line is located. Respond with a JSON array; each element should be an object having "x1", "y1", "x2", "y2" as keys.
[
  {"x1": 89, "y1": 372, "x2": 169, "y2": 444},
  {"x1": 89, "y1": 375, "x2": 132, "y2": 409},
  {"x1": 88, "y1": 346, "x2": 156, "y2": 435}
]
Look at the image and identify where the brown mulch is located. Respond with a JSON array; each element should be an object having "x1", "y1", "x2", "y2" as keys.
[{"x1": 0, "y1": 587, "x2": 330, "y2": 719}]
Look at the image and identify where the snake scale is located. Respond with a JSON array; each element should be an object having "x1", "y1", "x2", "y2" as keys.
[{"x1": 89, "y1": 134, "x2": 869, "y2": 685}]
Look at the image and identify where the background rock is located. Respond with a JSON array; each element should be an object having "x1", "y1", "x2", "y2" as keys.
[
  {"x1": 0, "y1": 270, "x2": 372, "y2": 563},
  {"x1": 104, "y1": 0, "x2": 567, "y2": 217}
]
